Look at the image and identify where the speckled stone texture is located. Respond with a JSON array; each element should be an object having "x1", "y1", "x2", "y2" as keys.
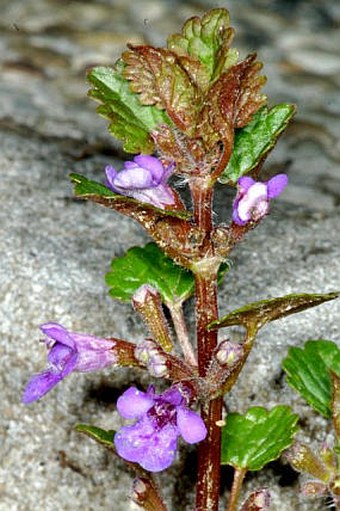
[{"x1": 1, "y1": 0, "x2": 339, "y2": 510}]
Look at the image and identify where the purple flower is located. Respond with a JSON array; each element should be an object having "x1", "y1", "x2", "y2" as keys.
[
  {"x1": 232, "y1": 174, "x2": 288, "y2": 226},
  {"x1": 114, "y1": 385, "x2": 207, "y2": 472},
  {"x1": 105, "y1": 155, "x2": 176, "y2": 209},
  {"x1": 23, "y1": 323, "x2": 117, "y2": 404}
]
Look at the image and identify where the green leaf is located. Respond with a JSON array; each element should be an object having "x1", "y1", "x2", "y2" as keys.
[
  {"x1": 70, "y1": 172, "x2": 116, "y2": 197},
  {"x1": 167, "y1": 8, "x2": 239, "y2": 87},
  {"x1": 282, "y1": 340, "x2": 340, "y2": 418},
  {"x1": 208, "y1": 292, "x2": 339, "y2": 332},
  {"x1": 219, "y1": 103, "x2": 296, "y2": 184},
  {"x1": 87, "y1": 61, "x2": 171, "y2": 153},
  {"x1": 221, "y1": 406, "x2": 299, "y2": 471},
  {"x1": 106, "y1": 242, "x2": 230, "y2": 305},
  {"x1": 106, "y1": 242, "x2": 194, "y2": 305},
  {"x1": 75, "y1": 424, "x2": 115, "y2": 448}
]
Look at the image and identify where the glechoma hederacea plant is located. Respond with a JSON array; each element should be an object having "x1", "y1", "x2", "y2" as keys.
[{"x1": 23, "y1": 8, "x2": 340, "y2": 511}]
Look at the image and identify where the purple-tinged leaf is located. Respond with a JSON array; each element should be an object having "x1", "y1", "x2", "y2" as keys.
[
  {"x1": 122, "y1": 45, "x2": 202, "y2": 135},
  {"x1": 196, "y1": 54, "x2": 266, "y2": 153}
]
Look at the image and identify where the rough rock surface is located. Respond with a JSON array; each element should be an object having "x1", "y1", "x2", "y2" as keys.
[{"x1": 1, "y1": 1, "x2": 339, "y2": 510}]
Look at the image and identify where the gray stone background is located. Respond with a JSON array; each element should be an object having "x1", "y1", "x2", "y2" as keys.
[{"x1": 1, "y1": 0, "x2": 339, "y2": 510}]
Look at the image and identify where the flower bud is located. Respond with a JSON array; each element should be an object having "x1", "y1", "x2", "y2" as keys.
[
  {"x1": 216, "y1": 340, "x2": 244, "y2": 367},
  {"x1": 135, "y1": 340, "x2": 169, "y2": 378},
  {"x1": 241, "y1": 488, "x2": 271, "y2": 510},
  {"x1": 132, "y1": 478, "x2": 148, "y2": 503},
  {"x1": 301, "y1": 481, "x2": 327, "y2": 497},
  {"x1": 285, "y1": 443, "x2": 331, "y2": 482},
  {"x1": 132, "y1": 284, "x2": 173, "y2": 353}
]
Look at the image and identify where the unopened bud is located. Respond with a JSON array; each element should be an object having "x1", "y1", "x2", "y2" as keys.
[
  {"x1": 135, "y1": 339, "x2": 158, "y2": 365},
  {"x1": 216, "y1": 340, "x2": 243, "y2": 367},
  {"x1": 285, "y1": 443, "x2": 331, "y2": 482},
  {"x1": 135, "y1": 340, "x2": 168, "y2": 378},
  {"x1": 301, "y1": 481, "x2": 327, "y2": 497},
  {"x1": 320, "y1": 441, "x2": 336, "y2": 471},
  {"x1": 132, "y1": 285, "x2": 173, "y2": 352},
  {"x1": 132, "y1": 478, "x2": 148, "y2": 502},
  {"x1": 241, "y1": 488, "x2": 271, "y2": 510},
  {"x1": 148, "y1": 356, "x2": 168, "y2": 377}
]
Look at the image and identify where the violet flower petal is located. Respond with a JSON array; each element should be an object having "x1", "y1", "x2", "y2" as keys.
[
  {"x1": 236, "y1": 182, "x2": 268, "y2": 224},
  {"x1": 134, "y1": 155, "x2": 165, "y2": 181},
  {"x1": 266, "y1": 173, "x2": 288, "y2": 199},
  {"x1": 71, "y1": 333, "x2": 117, "y2": 372},
  {"x1": 105, "y1": 165, "x2": 118, "y2": 189},
  {"x1": 114, "y1": 417, "x2": 179, "y2": 472},
  {"x1": 161, "y1": 387, "x2": 184, "y2": 407},
  {"x1": 47, "y1": 343, "x2": 77, "y2": 378},
  {"x1": 40, "y1": 322, "x2": 75, "y2": 349},
  {"x1": 114, "y1": 167, "x2": 155, "y2": 189},
  {"x1": 238, "y1": 176, "x2": 256, "y2": 191},
  {"x1": 116, "y1": 387, "x2": 154, "y2": 420},
  {"x1": 23, "y1": 369, "x2": 63, "y2": 404},
  {"x1": 130, "y1": 185, "x2": 175, "y2": 208},
  {"x1": 176, "y1": 407, "x2": 207, "y2": 444}
]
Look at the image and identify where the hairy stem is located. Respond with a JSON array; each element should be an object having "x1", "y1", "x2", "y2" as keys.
[
  {"x1": 226, "y1": 468, "x2": 247, "y2": 511},
  {"x1": 167, "y1": 301, "x2": 197, "y2": 367},
  {"x1": 190, "y1": 179, "x2": 223, "y2": 511}
]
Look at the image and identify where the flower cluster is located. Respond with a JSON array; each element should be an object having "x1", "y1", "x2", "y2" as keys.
[
  {"x1": 105, "y1": 155, "x2": 176, "y2": 209},
  {"x1": 114, "y1": 385, "x2": 207, "y2": 472},
  {"x1": 232, "y1": 174, "x2": 288, "y2": 226},
  {"x1": 23, "y1": 323, "x2": 117, "y2": 404}
]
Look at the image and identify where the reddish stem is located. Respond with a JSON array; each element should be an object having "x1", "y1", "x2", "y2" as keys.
[
  {"x1": 195, "y1": 274, "x2": 222, "y2": 511},
  {"x1": 190, "y1": 179, "x2": 223, "y2": 511}
]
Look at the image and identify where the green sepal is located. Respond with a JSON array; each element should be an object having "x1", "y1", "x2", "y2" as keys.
[
  {"x1": 208, "y1": 292, "x2": 339, "y2": 332},
  {"x1": 75, "y1": 424, "x2": 115, "y2": 448},
  {"x1": 219, "y1": 103, "x2": 296, "y2": 184},
  {"x1": 282, "y1": 340, "x2": 340, "y2": 418},
  {"x1": 87, "y1": 61, "x2": 171, "y2": 153},
  {"x1": 221, "y1": 406, "x2": 299, "y2": 471}
]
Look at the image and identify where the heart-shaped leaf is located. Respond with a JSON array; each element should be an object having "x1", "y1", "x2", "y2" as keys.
[
  {"x1": 106, "y1": 242, "x2": 230, "y2": 305},
  {"x1": 208, "y1": 292, "x2": 338, "y2": 332},
  {"x1": 282, "y1": 340, "x2": 340, "y2": 418},
  {"x1": 221, "y1": 406, "x2": 299, "y2": 470},
  {"x1": 106, "y1": 242, "x2": 195, "y2": 305},
  {"x1": 87, "y1": 61, "x2": 171, "y2": 153},
  {"x1": 219, "y1": 104, "x2": 296, "y2": 184}
]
